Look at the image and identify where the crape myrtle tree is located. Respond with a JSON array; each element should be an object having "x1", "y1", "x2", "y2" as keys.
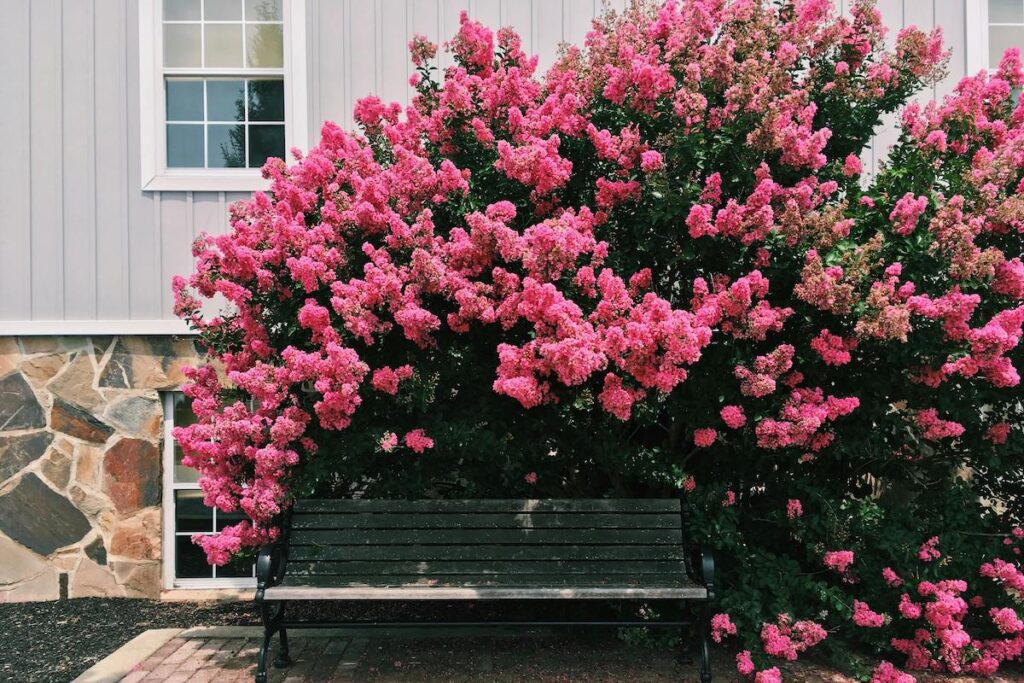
[{"x1": 173, "y1": 0, "x2": 1024, "y2": 679}]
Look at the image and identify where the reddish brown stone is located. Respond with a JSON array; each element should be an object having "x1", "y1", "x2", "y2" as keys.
[
  {"x1": 103, "y1": 438, "x2": 161, "y2": 515},
  {"x1": 50, "y1": 399, "x2": 113, "y2": 443}
]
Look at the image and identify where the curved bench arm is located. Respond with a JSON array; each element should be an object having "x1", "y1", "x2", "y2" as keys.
[
  {"x1": 255, "y1": 543, "x2": 287, "y2": 601},
  {"x1": 695, "y1": 546, "x2": 716, "y2": 602}
]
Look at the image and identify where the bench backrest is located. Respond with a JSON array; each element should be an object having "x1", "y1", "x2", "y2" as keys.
[{"x1": 285, "y1": 499, "x2": 687, "y2": 586}]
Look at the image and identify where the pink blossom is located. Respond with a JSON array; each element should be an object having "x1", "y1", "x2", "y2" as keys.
[
  {"x1": 736, "y1": 650, "x2": 755, "y2": 676},
  {"x1": 755, "y1": 668, "x2": 782, "y2": 683},
  {"x1": 843, "y1": 153, "x2": 863, "y2": 176},
  {"x1": 786, "y1": 499, "x2": 803, "y2": 519},
  {"x1": 918, "y1": 536, "x2": 941, "y2": 562},
  {"x1": 403, "y1": 429, "x2": 435, "y2": 453},
  {"x1": 853, "y1": 600, "x2": 887, "y2": 628},
  {"x1": 824, "y1": 550, "x2": 855, "y2": 574},
  {"x1": 986, "y1": 423, "x2": 1012, "y2": 444},
  {"x1": 883, "y1": 567, "x2": 903, "y2": 587},
  {"x1": 721, "y1": 405, "x2": 747, "y2": 429},
  {"x1": 524, "y1": 471, "x2": 538, "y2": 485},
  {"x1": 380, "y1": 432, "x2": 398, "y2": 452},
  {"x1": 694, "y1": 428, "x2": 718, "y2": 448},
  {"x1": 889, "y1": 193, "x2": 928, "y2": 236},
  {"x1": 870, "y1": 662, "x2": 916, "y2": 683},
  {"x1": 711, "y1": 613, "x2": 737, "y2": 643}
]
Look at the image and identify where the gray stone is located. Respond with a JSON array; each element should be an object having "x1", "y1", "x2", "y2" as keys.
[
  {"x1": 48, "y1": 351, "x2": 103, "y2": 411},
  {"x1": 0, "y1": 372, "x2": 46, "y2": 431},
  {"x1": 50, "y1": 399, "x2": 114, "y2": 443},
  {"x1": 85, "y1": 536, "x2": 107, "y2": 566},
  {"x1": 0, "y1": 473, "x2": 92, "y2": 555},
  {"x1": 41, "y1": 445, "x2": 72, "y2": 489},
  {"x1": 105, "y1": 396, "x2": 162, "y2": 438},
  {"x1": 0, "y1": 431, "x2": 53, "y2": 484},
  {"x1": 98, "y1": 340, "x2": 132, "y2": 388}
]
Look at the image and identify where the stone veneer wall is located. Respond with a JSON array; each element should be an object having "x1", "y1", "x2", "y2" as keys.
[{"x1": 0, "y1": 335, "x2": 201, "y2": 601}]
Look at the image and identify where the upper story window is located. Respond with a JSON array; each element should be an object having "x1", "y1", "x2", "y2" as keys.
[
  {"x1": 989, "y1": 1, "x2": 1024, "y2": 67},
  {"x1": 140, "y1": 0, "x2": 308, "y2": 191}
]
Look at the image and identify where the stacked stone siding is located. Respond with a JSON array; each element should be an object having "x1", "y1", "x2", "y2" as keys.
[{"x1": 0, "y1": 335, "x2": 200, "y2": 601}]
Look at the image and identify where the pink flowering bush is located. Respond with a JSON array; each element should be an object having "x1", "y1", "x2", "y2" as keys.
[{"x1": 173, "y1": 0, "x2": 1024, "y2": 677}]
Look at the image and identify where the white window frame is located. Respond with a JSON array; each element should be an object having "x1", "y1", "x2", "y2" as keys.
[
  {"x1": 967, "y1": 0, "x2": 991, "y2": 74},
  {"x1": 966, "y1": 0, "x2": 1024, "y2": 73},
  {"x1": 139, "y1": 0, "x2": 308, "y2": 192},
  {"x1": 162, "y1": 391, "x2": 256, "y2": 590}
]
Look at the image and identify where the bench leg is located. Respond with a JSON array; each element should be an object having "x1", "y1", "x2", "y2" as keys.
[
  {"x1": 273, "y1": 603, "x2": 292, "y2": 669},
  {"x1": 255, "y1": 600, "x2": 291, "y2": 682},
  {"x1": 698, "y1": 606, "x2": 712, "y2": 683}
]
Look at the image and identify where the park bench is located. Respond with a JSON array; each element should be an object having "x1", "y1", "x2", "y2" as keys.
[{"x1": 254, "y1": 497, "x2": 716, "y2": 682}]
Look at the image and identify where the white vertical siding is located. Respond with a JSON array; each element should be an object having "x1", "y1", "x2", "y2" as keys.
[{"x1": 0, "y1": 0, "x2": 975, "y2": 328}]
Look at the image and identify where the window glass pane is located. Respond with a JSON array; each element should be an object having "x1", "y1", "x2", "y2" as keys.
[
  {"x1": 164, "y1": 0, "x2": 201, "y2": 21},
  {"x1": 176, "y1": 536, "x2": 213, "y2": 578},
  {"x1": 204, "y1": 23, "x2": 244, "y2": 68},
  {"x1": 216, "y1": 557, "x2": 255, "y2": 578},
  {"x1": 248, "y1": 79, "x2": 285, "y2": 121},
  {"x1": 172, "y1": 393, "x2": 200, "y2": 481},
  {"x1": 207, "y1": 79, "x2": 246, "y2": 121},
  {"x1": 990, "y1": 26, "x2": 1024, "y2": 68},
  {"x1": 175, "y1": 490, "x2": 213, "y2": 532},
  {"x1": 205, "y1": 0, "x2": 243, "y2": 21},
  {"x1": 248, "y1": 125, "x2": 285, "y2": 167},
  {"x1": 990, "y1": 0, "x2": 1024, "y2": 23},
  {"x1": 208, "y1": 124, "x2": 246, "y2": 168},
  {"x1": 216, "y1": 507, "x2": 247, "y2": 531},
  {"x1": 246, "y1": 0, "x2": 282, "y2": 21},
  {"x1": 167, "y1": 124, "x2": 205, "y2": 167},
  {"x1": 246, "y1": 23, "x2": 283, "y2": 68},
  {"x1": 164, "y1": 24, "x2": 202, "y2": 67},
  {"x1": 165, "y1": 79, "x2": 204, "y2": 121}
]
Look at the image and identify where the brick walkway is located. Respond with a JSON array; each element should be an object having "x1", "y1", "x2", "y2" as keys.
[{"x1": 120, "y1": 634, "x2": 368, "y2": 682}]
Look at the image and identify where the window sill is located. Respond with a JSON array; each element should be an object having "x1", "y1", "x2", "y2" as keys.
[
  {"x1": 142, "y1": 171, "x2": 271, "y2": 192},
  {"x1": 160, "y1": 586, "x2": 254, "y2": 602}
]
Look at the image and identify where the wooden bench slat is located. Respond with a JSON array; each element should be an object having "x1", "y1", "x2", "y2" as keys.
[
  {"x1": 288, "y1": 527, "x2": 682, "y2": 546},
  {"x1": 279, "y1": 574, "x2": 694, "y2": 588},
  {"x1": 287, "y1": 544, "x2": 685, "y2": 562},
  {"x1": 262, "y1": 585, "x2": 707, "y2": 600},
  {"x1": 285, "y1": 559, "x2": 688, "y2": 576},
  {"x1": 290, "y1": 512, "x2": 680, "y2": 530},
  {"x1": 294, "y1": 499, "x2": 680, "y2": 514}
]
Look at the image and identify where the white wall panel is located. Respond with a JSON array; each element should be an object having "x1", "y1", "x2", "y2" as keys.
[{"x1": 0, "y1": 0, "x2": 976, "y2": 329}]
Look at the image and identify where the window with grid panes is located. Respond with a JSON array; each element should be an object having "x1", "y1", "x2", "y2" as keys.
[
  {"x1": 166, "y1": 392, "x2": 255, "y2": 583},
  {"x1": 162, "y1": 0, "x2": 286, "y2": 169}
]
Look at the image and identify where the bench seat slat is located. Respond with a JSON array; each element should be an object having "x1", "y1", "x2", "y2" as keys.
[
  {"x1": 294, "y1": 499, "x2": 680, "y2": 514},
  {"x1": 262, "y1": 585, "x2": 707, "y2": 601},
  {"x1": 278, "y1": 574, "x2": 695, "y2": 588},
  {"x1": 288, "y1": 528, "x2": 682, "y2": 546},
  {"x1": 285, "y1": 560, "x2": 687, "y2": 576},
  {"x1": 290, "y1": 512, "x2": 680, "y2": 530},
  {"x1": 287, "y1": 544, "x2": 685, "y2": 562}
]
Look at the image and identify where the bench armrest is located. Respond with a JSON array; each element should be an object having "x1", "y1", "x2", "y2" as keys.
[
  {"x1": 255, "y1": 542, "x2": 287, "y2": 601},
  {"x1": 693, "y1": 546, "x2": 716, "y2": 601}
]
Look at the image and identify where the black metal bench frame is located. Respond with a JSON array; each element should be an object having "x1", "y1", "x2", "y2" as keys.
[{"x1": 253, "y1": 495, "x2": 716, "y2": 682}]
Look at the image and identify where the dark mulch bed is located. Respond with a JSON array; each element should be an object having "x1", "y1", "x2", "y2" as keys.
[
  {"x1": 0, "y1": 598, "x2": 258, "y2": 682},
  {"x1": 0, "y1": 598, "x2": 664, "y2": 682}
]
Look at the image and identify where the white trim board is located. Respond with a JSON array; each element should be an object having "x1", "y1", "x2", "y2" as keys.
[
  {"x1": 138, "y1": 0, "x2": 309, "y2": 192},
  {"x1": 0, "y1": 320, "x2": 196, "y2": 336}
]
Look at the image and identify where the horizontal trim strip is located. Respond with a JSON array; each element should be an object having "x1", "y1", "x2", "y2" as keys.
[{"x1": 0, "y1": 320, "x2": 197, "y2": 336}]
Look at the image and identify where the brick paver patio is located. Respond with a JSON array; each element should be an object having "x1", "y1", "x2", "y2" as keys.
[{"x1": 119, "y1": 634, "x2": 367, "y2": 683}]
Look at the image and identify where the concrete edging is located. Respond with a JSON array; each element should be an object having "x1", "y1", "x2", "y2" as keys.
[{"x1": 71, "y1": 628, "x2": 183, "y2": 683}]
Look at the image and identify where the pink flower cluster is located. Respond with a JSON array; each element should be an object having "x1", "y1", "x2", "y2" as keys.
[{"x1": 760, "y1": 613, "x2": 828, "y2": 661}]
